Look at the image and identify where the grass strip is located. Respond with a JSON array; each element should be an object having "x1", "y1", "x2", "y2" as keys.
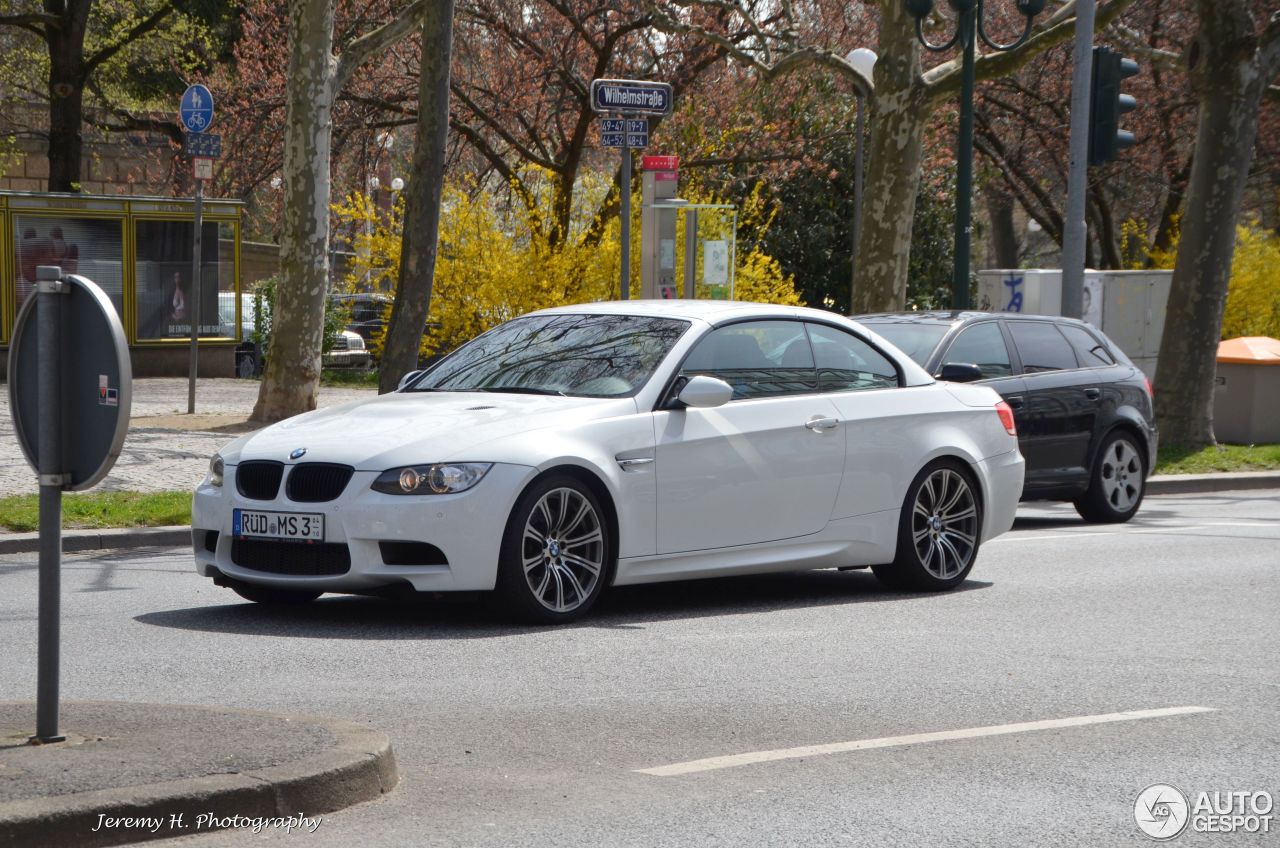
[
  {"x1": 1155, "y1": 443, "x2": 1280, "y2": 475},
  {"x1": 0, "y1": 490, "x2": 191, "y2": 533}
]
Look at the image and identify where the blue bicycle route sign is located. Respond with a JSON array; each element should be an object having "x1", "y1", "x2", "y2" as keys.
[{"x1": 180, "y1": 84, "x2": 214, "y2": 133}]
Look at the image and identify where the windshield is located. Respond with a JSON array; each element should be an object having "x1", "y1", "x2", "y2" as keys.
[
  {"x1": 860, "y1": 321, "x2": 949, "y2": 367},
  {"x1": 411, "y1": 313, "x2": 691, "y2": 398}
]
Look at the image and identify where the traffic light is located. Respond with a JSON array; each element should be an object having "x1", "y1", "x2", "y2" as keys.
[{"x1": 1088, "y1": 46, "x2": 1139, "y2": 166}]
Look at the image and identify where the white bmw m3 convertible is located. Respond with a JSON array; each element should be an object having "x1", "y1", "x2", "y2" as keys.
[{"x1": 192, "y1": 301, "x2": 1024, "y2": 623}]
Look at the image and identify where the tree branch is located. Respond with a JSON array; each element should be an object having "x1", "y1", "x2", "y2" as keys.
[
  {"x1": 1260, "y1": 10, "x2": 1280, "y2": 79},
  {"x1": 335, "y1": 0, "x2": 428, "y2": 92},
  {"x1": 450, "y1": 83, "x2": 558, "y2": 171},
  {"x1": 84, "y1": 3, "x2": 176, "y2": 76},
  {"x1": 924, "y1": 0, "x2": 1139, "y2": 104},
  {"x1": 0, "y1": 12, "x2": 60, "y2": 29}
]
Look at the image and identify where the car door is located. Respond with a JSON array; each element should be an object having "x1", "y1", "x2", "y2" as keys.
[
  {"x1": 1004, "y1": 319, "x2": 1096, "y2": 488},
  {"x1": 804, "y1": 322, "x2": 915, "y2": 520},
  {"x1": 653, "y1": 320, "x2": 844, "y2": 554}
]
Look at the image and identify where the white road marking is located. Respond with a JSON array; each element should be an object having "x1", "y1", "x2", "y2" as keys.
[
  {"x1": 636, "y1": 706, "x2": 1216, "y2": 777},
  {"x1": 991, "y1": 531, "x2": 1116, "y2": 543}
]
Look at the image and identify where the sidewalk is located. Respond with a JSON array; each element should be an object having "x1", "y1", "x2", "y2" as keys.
[
  {"x1": 0, "y1": 702, "x2": 396, "y2": 847},
  {"x1": 0, "y1": 377, "x2": 375, "y2": 498}
]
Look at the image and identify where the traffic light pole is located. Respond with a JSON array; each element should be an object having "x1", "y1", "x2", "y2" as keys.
[{"x1": 1061, "y1": 0, "x2": 1095, "y2": 321}]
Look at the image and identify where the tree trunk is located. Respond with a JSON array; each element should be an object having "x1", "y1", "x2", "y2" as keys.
[
  {"x1": 853, "y1": 3, "x2": 927, "y2": 313},
  {"x1": 44, "y1": 0, "x2": 90, "y2": 192},
  {"x1": 379, "y1": 0, "x2": 454, "y2": 395},
  {"x1": 1153, "y1": 4, "x2": 1279, "y2": 449},
  {"x1": 251, "y1": 0, "x2": 337, "y2": 422},
  {"x1": 985, "y1": 187, "x2": 1019, "y2": 269}
]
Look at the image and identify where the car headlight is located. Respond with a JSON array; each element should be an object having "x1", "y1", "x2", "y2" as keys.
[
  {"x1": 209, "y1": 454, "x2": 224, "y2": 487},
  {"x1": 347, "y1": 335, "x2": 365, "y2": 351},
  {"x1": 372, "y1": 463, "x2": 492, "y2": 495}
]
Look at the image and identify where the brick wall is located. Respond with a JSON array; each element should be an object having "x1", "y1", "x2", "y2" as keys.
[{"x1": 1, "y1": 134, "x2": 176, "y2": 196}]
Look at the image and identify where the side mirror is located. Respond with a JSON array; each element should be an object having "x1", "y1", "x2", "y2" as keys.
[
  {"x1": 397, "y1": 370, "x2": 423, "y2": 391},
  {"x1": 677, "y1": 375, "x2": 734, "y2": 409},
  {"x1": 937, "y1": 362, "x2": 984, "y2": 383}
]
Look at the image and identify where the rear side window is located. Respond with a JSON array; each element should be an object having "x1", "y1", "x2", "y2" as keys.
[
  {"x1": 1007, "y1": 321, "x2": 1079, "y2": 373},
  {"x1": 942, "y1": 323, "x2": 1013, "y2": 379},
  {"x1": 806, "y1": 323, "x2": 900, "y2": 392},
  {"x1": 1059, "y1": 325, "x2": 1116, "y2": 367}
]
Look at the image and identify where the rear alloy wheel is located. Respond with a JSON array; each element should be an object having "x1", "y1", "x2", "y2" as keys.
[
  {"x1": 497, "y1": 476, "x2": 611, "y2": 624},
  {"x1": 1075, "y1": 432, "x2": 1145, "y2": 523},
  {"x1": 229, "y1": 583, "x2": 321, "y2": 605},
  {"x1": 873, "y1": 461, "x2": 981, "y2": 591}
]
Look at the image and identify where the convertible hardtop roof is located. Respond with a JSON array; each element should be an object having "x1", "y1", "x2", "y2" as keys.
[{"x1": 533, "y1": 299, "x2": 857, "y2": 326}]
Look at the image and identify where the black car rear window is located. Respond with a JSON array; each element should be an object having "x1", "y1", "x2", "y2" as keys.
[
  {"x1": 1008, "y1": 321, "x2": 1079, "y2": 373},
  {"x1": 1059, "y1": 325, "x2": 1117, "y2": 367}
]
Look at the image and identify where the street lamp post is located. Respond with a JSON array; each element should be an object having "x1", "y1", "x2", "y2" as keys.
[
  {"x1": 905, "y1": 0, "x2": 1044, "y2": 310},
  {"x1": 846, "y1": 47, "x2": 877, "y2": 313}
]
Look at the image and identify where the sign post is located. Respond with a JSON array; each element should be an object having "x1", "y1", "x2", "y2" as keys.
[
  {"x1": 8, "y1": 267, "x2": 132, "y2": 743},
  {"x1": 179, "y1": 84, "x2": 215, "y2": 414},
  {"x1": 590, "y1": 79, "x2": 672, "y2": 299}
]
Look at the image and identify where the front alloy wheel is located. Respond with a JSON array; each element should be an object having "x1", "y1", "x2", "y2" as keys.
[
  {"x1": 498, "y1": 476, "x2": 611, "y2": 623},
  {"x1": 873, "y1": 461, "x2": 981, "y2": 591}
]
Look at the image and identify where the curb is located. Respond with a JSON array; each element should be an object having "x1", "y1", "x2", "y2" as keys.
[
  {"x1": 1145, "y1": 471, "x2": 1280, "y2": 495},
  {"x1": 0, "y1": 704, "x2": 397, "y2": 848},
  {"x1": 0, "y1": 526, "x2": 189, "y2": 555}
]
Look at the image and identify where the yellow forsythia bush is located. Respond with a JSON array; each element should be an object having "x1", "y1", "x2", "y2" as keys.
[
  {"x1": 1220, "y1": 223, "x2": 1280, "y2": 340},
  {"x1": 1123, "y1": 216, "x2": 1280, "y2": 341},
  {"x1": 332, "y1": 168, "x2": 802, "y2": 358}
]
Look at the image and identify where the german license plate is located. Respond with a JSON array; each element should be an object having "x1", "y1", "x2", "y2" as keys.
[{"x1": 233, "y1": 509, "x2": 324, "y2": 541}]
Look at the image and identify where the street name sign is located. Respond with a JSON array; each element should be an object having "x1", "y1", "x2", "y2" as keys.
[
  {"x1": 590, "y1": 79, "x2": 673, "y2": 116},
  {"x1": 179, "y1": 83, "x2": 214, "y2": 133},
  {"x1": 600, "y1": 118, "x2": 648, "y2": 148}
]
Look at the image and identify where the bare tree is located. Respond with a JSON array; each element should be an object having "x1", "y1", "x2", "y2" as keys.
[
  {"x1": 251, "y1": 0, "x2": 426, "y2": 423},
  {"x1": 379, "y1": 0, "x2": 454, "y2": 393},
  {"x1": 1153, "y1": 3, "x2": 1280, "y2": 448}
]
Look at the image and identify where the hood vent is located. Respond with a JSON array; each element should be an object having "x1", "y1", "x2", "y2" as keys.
[{"x1": 464, "y1": 405, "x2": 496, "y2": 411}]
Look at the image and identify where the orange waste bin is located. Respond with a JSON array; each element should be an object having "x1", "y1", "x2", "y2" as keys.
[{"x1": 1214, "y1": 337, "x2": 1280, "y2": 444}]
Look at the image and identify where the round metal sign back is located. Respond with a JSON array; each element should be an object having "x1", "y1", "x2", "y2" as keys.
[{"x1": 7, "y1": 274, "x2": 132, "y2": 491}]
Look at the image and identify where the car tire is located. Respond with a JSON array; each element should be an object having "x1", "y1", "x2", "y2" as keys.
[
  {"x1": 229, "y1": 583, "x2": 322, "y2": 605},
  {"x1": 872, "y1": 459, "x2": 982, "y2": 592},
  {"x1": 496, "y1": 475, "x2": 612, "y2": 624},
  {"x1": 1074, "y1": 431, "x2": 1145, "y2": 523}
]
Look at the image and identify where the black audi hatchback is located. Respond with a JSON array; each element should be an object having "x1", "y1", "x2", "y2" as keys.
[{"x1": 857, "y1": 311, "x2": 1158, "y2": 523}]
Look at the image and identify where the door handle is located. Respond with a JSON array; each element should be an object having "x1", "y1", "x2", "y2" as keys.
[
  {"x1": 1005, "y1": 395, "x2": 1025, "y2": 408},
  {"x1": 1084, "y1": 388, "x2": 1101, "y2": 401},
  {"x1": 805, "y1": 416, "x2": 839, "y2": 432}
]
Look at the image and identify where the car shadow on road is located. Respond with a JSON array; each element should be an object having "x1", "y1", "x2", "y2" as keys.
[
  {"x1": 1010, "y1": 506, "x2": 1180, "y2": 530},
  {"x1": 133, "y1": 569, "x2": 993, "y2": 640}
]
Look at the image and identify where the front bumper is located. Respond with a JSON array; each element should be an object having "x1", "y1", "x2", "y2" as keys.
[
  {"x1": 192, "y1": 462, "x2": 533, "y2": 594},
  {"x1": 322, "y1": 349, "x2": 373, "y2": 369}
]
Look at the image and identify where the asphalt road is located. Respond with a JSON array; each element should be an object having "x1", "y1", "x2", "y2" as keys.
[{"x1": 2, "y1": 490, "x2": 1277, "y2": 847}]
